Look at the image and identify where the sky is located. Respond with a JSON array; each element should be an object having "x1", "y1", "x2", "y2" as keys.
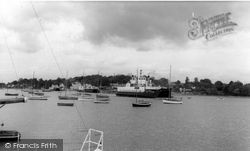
[{"x1": 0, "y1": 1, "x2": 250, "y2": 84}]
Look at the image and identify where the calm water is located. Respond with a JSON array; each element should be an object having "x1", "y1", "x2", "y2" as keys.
[{"x1": 1, "y1": 89, "x2": 250, "y2": 151}]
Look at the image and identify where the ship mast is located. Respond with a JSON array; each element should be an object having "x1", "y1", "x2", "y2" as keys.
[{"x1": 169, "y1": 65, "x2": 171, "y2": 99}]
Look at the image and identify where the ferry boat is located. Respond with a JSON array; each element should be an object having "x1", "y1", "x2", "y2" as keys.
[{"x1": 116, "y1": 71, "x2": 171, "y2": 98}]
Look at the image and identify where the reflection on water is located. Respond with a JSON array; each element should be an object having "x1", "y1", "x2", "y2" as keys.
[{"x1": 1, "y1": 89, "x2": 250, "y2": 151}]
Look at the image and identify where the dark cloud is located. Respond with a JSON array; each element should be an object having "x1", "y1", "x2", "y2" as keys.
[
  {"x1": 80, "y1": 1, "x2": 236, "y2": 48},
  {"x1": 2, "y1": 1, "x2": 246, "y2": 54}
]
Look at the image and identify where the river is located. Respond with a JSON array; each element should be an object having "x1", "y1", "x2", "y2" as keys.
[{"x1": 1, "y1": 89, "x2": 250, "y2": 151}]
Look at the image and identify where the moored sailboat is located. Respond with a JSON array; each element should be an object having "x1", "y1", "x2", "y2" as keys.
[
  {"x1": 132, "y1": 69, "x2": 152, "y2": 107},
  {"x1": 78, "y1": 71, "x2": 95, "y2": 101},
  {"x1": 5, "y1": 88, "x2": 19, "y2": 96},
  {"x1": 94, "y1": 73, "x2": 110, "y2": 103},
  {"x1": 93, "y1": 94, "x2": 110, "y2": 103},
  {"x1": 58, "y1": 71, "x2": 78, "y2": 100},
  {"x1": 162, "y1": 65, "x2": 183, "y2": 104},
  {"x1": 28, "y1": 71, "x2": 48, "y2": 100}
]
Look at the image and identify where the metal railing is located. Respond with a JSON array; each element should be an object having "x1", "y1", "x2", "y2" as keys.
[{"x1": 80, "y1": 129, "x2": 103, "y2": 151}]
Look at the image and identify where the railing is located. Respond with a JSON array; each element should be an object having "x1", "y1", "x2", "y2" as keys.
[{"x1": 80, "y1": 129, "x2": 103, "y2": 151}]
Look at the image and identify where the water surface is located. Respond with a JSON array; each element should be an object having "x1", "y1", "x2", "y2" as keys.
[{"x1": 1, "y1": 89, "x2": 250, "y2": 151}]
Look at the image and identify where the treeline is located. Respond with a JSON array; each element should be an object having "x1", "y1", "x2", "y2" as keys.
[
  {"x1": 2, "y1": 75, "x2": 250, "y2": 96},
  {"x1": 172, "y1": 77, "x2": 250, "y2": 96},
  {"x1": 1, "y1": 74, "x2": 132, "y2": 89}
]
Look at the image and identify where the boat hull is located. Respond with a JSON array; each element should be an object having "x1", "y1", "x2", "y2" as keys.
[
  {"x1": 0, "y1": 97, "x2": 27, "y2": 104},
  {"x1": 58, "y1": 96, "x2": 78, "y2": 100},
  {"x1": 93, "y1": 98, "x2": 110, "y2": 103},
  {"x1": 34, "y1": 92, "x2": 44, "y2": 96},
  {"x1": 29, "y1": 96, "x2": 48, "y2": 100},
  {"x1": 132, "y1": 102, "x2": 152, "y2": 107},
  {"x1": 116, "y1": 90, "x2": 160, "y2": 98},
  {"x1": 162, "y1": 99, "x2": 183, "y2": 104},
  {"x1": 78, "y1": 97, "x2": 95, "y2": 101},
  {"x1": 57, "y1": 102, "x2": 74, "y2": 106},
  {"x1": 5, "y1": 93, "x2": 19, "y2": 96},
  {"x1": 0, "y1": 130, "x2": 21, "y2": 140},
  {"x1": 96, "y1": 94, "x2": 109, "y2": 98}
]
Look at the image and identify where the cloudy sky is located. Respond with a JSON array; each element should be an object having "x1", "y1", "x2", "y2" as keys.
[{"x1": 0, "y1": 1, "x2": 249, "y2": 84}]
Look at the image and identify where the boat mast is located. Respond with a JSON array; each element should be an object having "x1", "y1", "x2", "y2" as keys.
[
  {"x1": 169, "y1": 65, "x2": 171, "y2": 99},
  {"x1": 65, "y1": 71, "x2": 68, "y2": 96},
  {"x1": 82, "y1": 70, "x2": 85, "y2": 96},
  {"x1": 136, "y1": 69, "x2": 138, "y2": 103},
  {"x1": 100, "y1": 72, "x2": 102, "y2": 94},
  {"x1": 32, "y1": 71, "x2": 35, "y2": 96}
]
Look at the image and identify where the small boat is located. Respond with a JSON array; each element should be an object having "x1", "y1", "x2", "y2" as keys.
[
  {"x1": 162, "y1": 65, "x2": 183, "y2": 105},
  {"x1": 58, "y1": 96, "x2": 78, "y2": 100},
  {"x1": 93, "y1": 93, "x2": 110, "y2": 103},
  {"x1": 5, "y1": 93, "x2": 19, "y2": 96},
  {"x1": 132, "y1": 100, "x2": 152, "y2": 107},
  {"x1": 96, "y1": 94, "x2": 109, "y2": 98},
  {"x1": 82, "y1": 93, "x2": 92, "y2": 96},
  {"x1": 132, "y1": 69, "x2": 151, "y2": 107},
  {"x1": 58, "y1": 71, "x2": 78, "y2": 100},
  {"x1": 162, "y1": 98, "x2": 183, "y2": 104},
  {"x1": 93, "y1": 74, "x2": 110, "y2": 104},
  {"x1": 28, "y1": 95, "x2": 48, "y2": 100},
  {"x1": 57, "y1": 102, "x2": 74, "y2": 106},
  {"x1": 28, "y1": 72, "x2": 47, "y2": 100},
  {"x1": 78, "y1": 95, "x2": 95, "y2": 101},
  {"x1": 93, "y1": 97, "x2": 110, "y2": 103},
  {"x1": 217, "y1": 97, "x2": 224, "y2": 101},
  {"x1": 34, "y1": 92, "x2": 44, "y2": 96},
  {"x1": 0, "y1": 130, "x2": 21, "y2": 140},
  {"x1": 0, "y1": 97, "x2": 27, "y2": 105}
]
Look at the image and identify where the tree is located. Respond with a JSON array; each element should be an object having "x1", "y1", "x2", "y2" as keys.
[
  {"x1": 228, "y1": 81, "x2": 243, "y2": 96},
  {"x1": 193, "y1": 77, "x2": 199, "y2": 87},
  {"x1": 173, "y1": 80, "x2": 182, "y2": 92},
  {"x1": 38, "y1": 78, "x2": 44, "y2": 89},
  {"x1": 207, "y1": 87, "x2": 218, "y2": 95},
  {"x1": 223, "y1": 84, "x2": 229, "y2": 95},
  {"x1": 240, "y1": 84, "x2": 250, "y2": 96},
  {"x1": 200, "y1": 78, "x2": 213, "y2": 89},
  {"x1": 214, "y1": 81, "x2": 223, "y2": 91},
  {"x1": 154, "y1": 78, "x2": 168, "y2": 87},
  {"x1": 184, "y1": 77, "x2": 190, "y2": 88}
]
